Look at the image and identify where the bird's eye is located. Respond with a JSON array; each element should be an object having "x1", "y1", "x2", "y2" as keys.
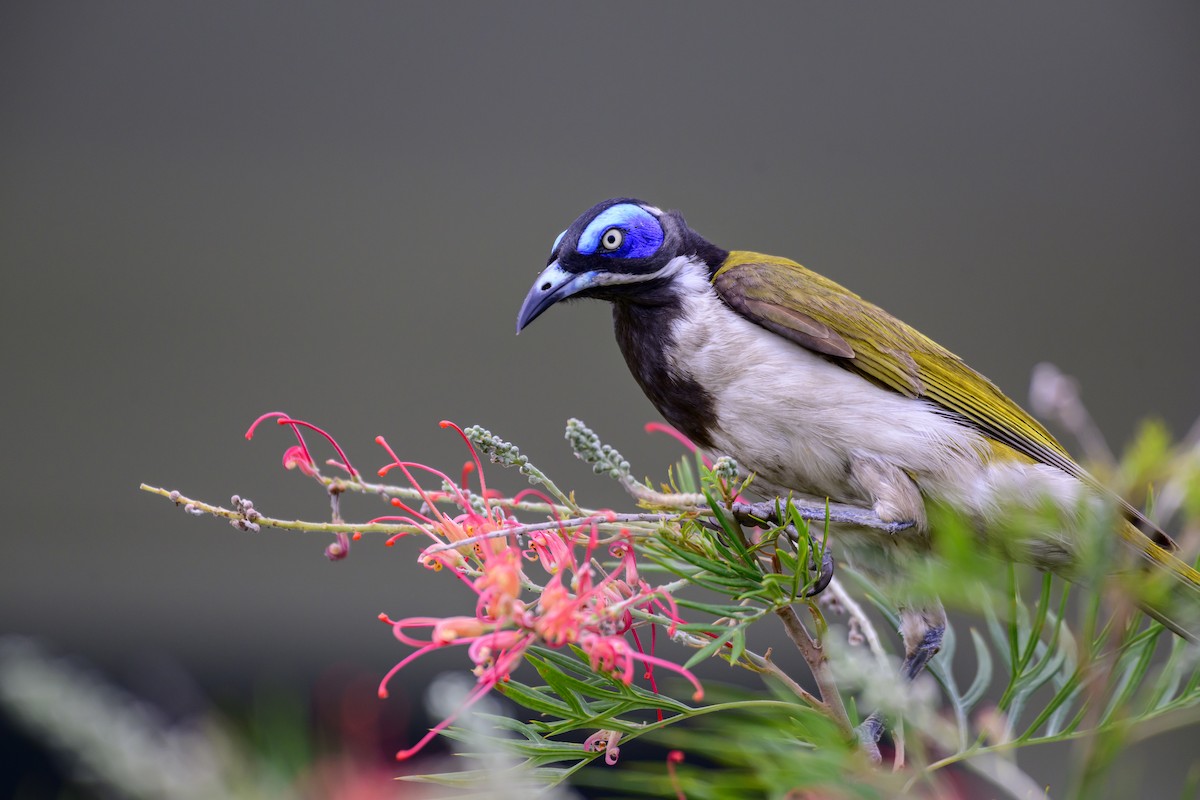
[{"x1": 600, "y1": 228, "x2": 623, "y2": 251}]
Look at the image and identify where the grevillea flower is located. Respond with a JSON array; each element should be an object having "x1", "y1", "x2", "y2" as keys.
[
  {"x1": 246, "y1": 411, "x2": 361, "y2": 558},
  {"x1": 282, "y1": 444, "x2": 319, "y2": 477},
  {"x1": 246, "y1": 412, "x2": 704, "y2": 763},
  {"x1": 584, "y1": 729, "x2": 623, "y2": 766},
  {"x1": 246, "y1": 411, "x2": 361, "y2": 479},
  {"x1": 374, "y1": 422, "x2": 703, "y2": 762}
]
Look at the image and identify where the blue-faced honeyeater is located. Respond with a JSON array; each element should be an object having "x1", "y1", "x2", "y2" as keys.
[{"x1": 515, "y1": 198, "x2": 1200, "y2": 695}]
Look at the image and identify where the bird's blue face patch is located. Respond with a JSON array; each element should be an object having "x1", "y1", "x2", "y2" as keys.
[
  {"x1": 551, "y1": 228, "x2": 566, "y2": 255},
  {"x1": 576, "y1": 204, "x2": 664, "y2": 260}
]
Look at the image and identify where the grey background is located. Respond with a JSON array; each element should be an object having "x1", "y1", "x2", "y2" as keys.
[{"x1": 2, "y1": 1, "x2": 1198, "y2": 794}]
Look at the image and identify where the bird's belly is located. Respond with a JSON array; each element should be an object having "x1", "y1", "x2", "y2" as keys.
[{"x1": 665, "y1": 293, "x2": 989, "y2": 503}]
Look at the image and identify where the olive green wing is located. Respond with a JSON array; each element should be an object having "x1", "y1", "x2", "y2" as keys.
[
  {"x1": 713, "y1": 252, "x2": 1200, "y2": 628},
  {"x1": 712, "y1": 251, "x2": 1179, "y2": 551},
  {"x1": 713, "y1": 252, "x2": 1072, "y2": 464}
]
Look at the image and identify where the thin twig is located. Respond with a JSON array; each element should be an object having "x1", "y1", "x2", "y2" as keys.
[
  {"x1": 827, "y1": 577, "x2": 889, "y2": 669},
  {"x1": 143, "y1": 482, "x2": 910, "y2": 541},
  {"x1": 665, "y1": 627, "x2": 823, "y2": 709},
  {"x1": 422, "y1": 514, "x2": 678, "y2": 553},
  {"x1": 775, "y1": 604, "x2": 854, "y2": 738},
  {"x1": 824, "y1": 576, "x2": 906, "y2": 767},
  {"x1": 756, "y1": 649, "x2": 824, "y2": 709},
  {"x1": 140, "y1": 485, "x2": 415, "y2": 535}
]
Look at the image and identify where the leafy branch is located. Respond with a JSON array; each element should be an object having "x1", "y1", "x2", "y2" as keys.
[{"x1": 136, "y1": 368, "x2": 1200, "y2": 798}]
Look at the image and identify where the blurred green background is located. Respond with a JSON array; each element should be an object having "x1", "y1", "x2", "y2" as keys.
[{"x1": 2, "y1": 2, "x2": 1198, "y2": 795}]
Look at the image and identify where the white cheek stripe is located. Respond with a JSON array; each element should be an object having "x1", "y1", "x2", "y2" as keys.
[{"x1": 585, "y1": 254, "x2": 699, "y2": 288}]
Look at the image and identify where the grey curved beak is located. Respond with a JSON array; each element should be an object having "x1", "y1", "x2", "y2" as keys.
[{"x1": 516, "y1": 261, "x2": 596, "y2": 333}]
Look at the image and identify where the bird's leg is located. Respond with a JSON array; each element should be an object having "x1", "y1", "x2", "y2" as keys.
[
  {"x1": 728, "y1": 504, "x2": 836, "y2": 596},
  {"x1": 843, "y1": 456, "x2": 943, "y2": 754},
  {"x1": 858, "y1": 602, "x2": 947, "y2": 752},
  {"x1": 848, "y1": 455, "x2": 927, "y2": 531}
]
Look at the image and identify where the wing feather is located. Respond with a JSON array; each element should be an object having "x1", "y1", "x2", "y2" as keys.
[{"x1": 712, "y1": 251, "x2": 1177, "y2": 550}]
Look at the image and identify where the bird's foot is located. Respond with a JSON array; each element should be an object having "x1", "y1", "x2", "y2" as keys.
[
  {"x1": 805, "y1": 542, "x2": 835, "y2": 597},
  {"x1": 724, "y1": 501, "x2": 836, "y2": 596},
  {"x1": 857, "y1": 620, "x2": 945, "y2": 764},
  {"x1": 856, "y1": 712, "x2": 884, "y2": 764},
  {"x1": 901, "y1": 625, "x2": 944, "y2": 681}
]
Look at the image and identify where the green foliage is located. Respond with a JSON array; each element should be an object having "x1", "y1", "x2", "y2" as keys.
[
  {"x1": 146, "y1": 405, "x2": 1200, "y2": 798},
  {"x1": 412, "y1": 419, "x2": 1200, "y2": 799}
]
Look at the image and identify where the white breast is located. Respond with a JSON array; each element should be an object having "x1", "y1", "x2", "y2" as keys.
[{"x1": 659, "y1": 258, "x2": 1083, "y2": 528}]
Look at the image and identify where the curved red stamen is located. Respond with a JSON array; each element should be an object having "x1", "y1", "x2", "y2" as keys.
[
  {"x1": 375, "y1": 437, "x2": 455, "y2": 527},
  {"x1": 274, "y1": 417, "x2": 359, "y2": 477},
  {"x1": 246, "y1": 411, "x2": 289, "y2": 440},
  {"x1": 630, "y1": 627, "x2": 663, "y2": 721},
  {"x1": 383, "y1": 496, "x2": 438, "y2": 526},
  {"x1": 645, "y1": 421, "x2": 714, "y2": 468},
  {"x1": 644, "y1": 422, "x2": 698, "y2": 452},
  {"x1": 247, "y1": 411, "x2": 315, "y2": 467},
  {"x1": 378, "y1": 641, "x2": 443, "y2": 699},
  {"x1": 649, "y1": 593, "x2": 683, "y2": 635},
  {"x1": 666, "y1": 750, "x2": 686, "y2": 800},
  {"x1": 380, "y1": 461, "x2": 473, "y2": 510},
  {"x1": 369, "y1": 512, "x2": 423, "y2": 526},
  {"x1": 373, "y1": 446, "x2": 482, "y2": 525},
  {"x1": 367, "y1": 511, "x2": 442, "y2": 547},
  {"x1": 629, "y1": 649, "x2": 703, "y2": 701},
  {"x1": 439, "y1": 421, "x2": 492, "y2": 516},
  {"x1": 511, "y1": 487, "x2": 558, "y2": 510},
  {"x1": 394, "y1": 678, "x2": 495, "y2": 761},
  {"x1": 512, "y1": 488, "x2": 574, "y2": 534},
  {"x1": 386, "y1": 617, "x2": 445, "y2": 647},
  {"x1": 582, "y1": 519, "x2": 603, "y2": 563}
]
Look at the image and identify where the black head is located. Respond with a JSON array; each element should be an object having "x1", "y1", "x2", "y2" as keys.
[{"x1": 515, "y1": 198, "x2": 726, "y2": 332}]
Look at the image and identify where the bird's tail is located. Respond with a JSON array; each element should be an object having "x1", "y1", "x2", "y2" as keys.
[{"x1": 1119, "y1": 520, "x2": 1200, "y2": 642}]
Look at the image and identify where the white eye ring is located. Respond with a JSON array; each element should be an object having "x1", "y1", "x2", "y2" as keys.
[{"x1": 600, "y1": 227, "x2": 623, "y2": 251}]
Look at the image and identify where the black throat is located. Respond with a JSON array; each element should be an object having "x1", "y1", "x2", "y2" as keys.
[{"x1": 612, "y1": 290, "x2": 718, "y2": 450}]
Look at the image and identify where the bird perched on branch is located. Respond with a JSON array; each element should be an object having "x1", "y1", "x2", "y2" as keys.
[{"x1": 515, "y1": 198, "x2": 1200, "y2": 694}]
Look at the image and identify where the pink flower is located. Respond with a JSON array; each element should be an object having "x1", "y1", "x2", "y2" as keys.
[
  {"x1": 584, "y1": 729, "x2": 623, "y2": 766},
  {"x1": 246, "y1": 411, "x2": 361, "y2": 478},
  {"x1": 246, "y1": 412, "x2": 361, "y2": 558},
  {"x1": 282, "y1": 444, "x2": 319, "y2": 476},
  {"x1": 249, "y1": 415, "x2": 704, "y2": 762},
  {"x1": 373, "y1": 423, "x2": 704, "y2": 762}
]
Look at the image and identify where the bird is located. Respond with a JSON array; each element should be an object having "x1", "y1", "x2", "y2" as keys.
[{"x1": 515, "y1": 198, "x2": 1200, "y2": 699}]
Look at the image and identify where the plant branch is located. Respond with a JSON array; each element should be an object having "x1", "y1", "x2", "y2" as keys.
[
  {"x1": 826, "y1": 577, "x2": 889, "y2": 669},
  {"x1": 140, "y1": 484, "x2": 416, "y2": 535},
  {"x1": 775, "y1": 603, "x2": 854, "y2": 739},
  {"x1": 663, "y1": 626, "x2": 823, "y2": 709}
]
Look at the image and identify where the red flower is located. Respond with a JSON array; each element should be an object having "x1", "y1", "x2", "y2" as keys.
[{"x1": 374, "y1": 423, "x2": 702, "y2": 761}]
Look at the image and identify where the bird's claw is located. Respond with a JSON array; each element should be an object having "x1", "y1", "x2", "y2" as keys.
[
  {"x1": 705, "y1": 501, "x2": 836, "y2": 595},
  {"x1": 856, "y1": 713, "x2": 884, "y2": 763},
  {"x1": 901, "y1": 625, "x2": 945, "y2": 681},
  {"x1": 805, "y1": 543, "x2": 835, "y2": 596}
]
